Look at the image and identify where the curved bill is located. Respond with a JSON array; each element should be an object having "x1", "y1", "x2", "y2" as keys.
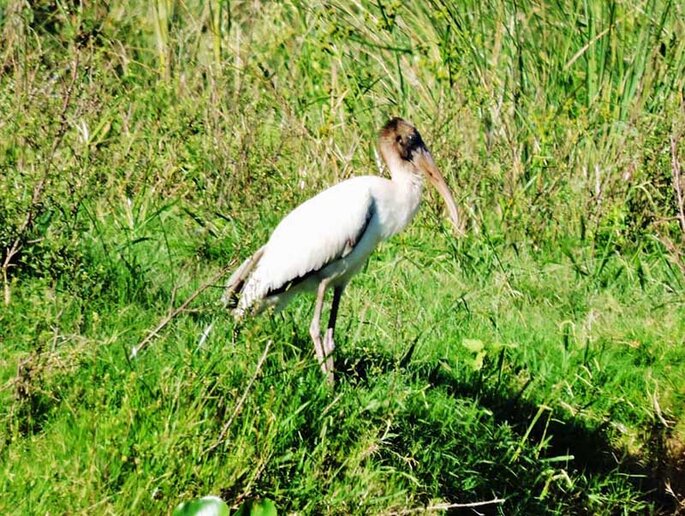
[{"x1": 413, "y1": 148, "x2": 464, "y2": 235}]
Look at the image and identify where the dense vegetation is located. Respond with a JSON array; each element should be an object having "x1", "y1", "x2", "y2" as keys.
[{"x1": 1, "y1": 0, "x2": 684, "y2": 513}]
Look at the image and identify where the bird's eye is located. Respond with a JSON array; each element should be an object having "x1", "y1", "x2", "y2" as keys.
[{"x1": 395, "y1": 135, "x2": 402, "y2": 144}]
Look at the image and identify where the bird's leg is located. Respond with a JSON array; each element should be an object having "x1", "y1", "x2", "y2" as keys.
[
  {"x1": 310, "y1": 279, "x2": 331, "y2": 382},
  {"x1": 323, "y1": 285, "x2": 343, "y2": 377}
]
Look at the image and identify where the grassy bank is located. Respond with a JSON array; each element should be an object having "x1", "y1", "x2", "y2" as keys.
[{"x1": 1, "y1": 0, "x2": 685, "y2": 513}]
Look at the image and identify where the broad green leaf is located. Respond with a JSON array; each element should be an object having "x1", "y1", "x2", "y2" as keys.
[{"x1": 173, "y1": 496, "x2": 230, "y2": 516}]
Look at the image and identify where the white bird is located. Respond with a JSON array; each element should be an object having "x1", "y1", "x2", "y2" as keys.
[{"x1": 222, "y1": 118, "x2": 462, "y2": 383}]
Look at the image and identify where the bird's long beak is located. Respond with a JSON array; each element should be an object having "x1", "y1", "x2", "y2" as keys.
[{"x1": 414, "y1": 149, "x2": 464, "y2": 235}]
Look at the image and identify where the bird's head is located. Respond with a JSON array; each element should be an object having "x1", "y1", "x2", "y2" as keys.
[{"x1": 379, "y1": 117, "x2": 463, "y2": 234}]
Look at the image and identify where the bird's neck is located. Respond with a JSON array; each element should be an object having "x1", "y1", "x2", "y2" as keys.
[{"x1": 386, "y1": 157, "x2": 424, "y2": 235}]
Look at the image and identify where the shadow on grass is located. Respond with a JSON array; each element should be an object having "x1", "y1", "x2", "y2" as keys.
[
  {"x1": 335, "y1": 348, "x2": 682, "y2": 514},
  {"x1": 209, "y1": 335, "x2": 681, "y2": 513},
  {"x1": 428, "y1": 367, "x2": 681, "y2": 513}
]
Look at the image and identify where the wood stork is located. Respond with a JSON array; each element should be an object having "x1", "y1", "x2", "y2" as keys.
[{"x1": 223, "y1": 118, "x2": 462, "y2": 383}]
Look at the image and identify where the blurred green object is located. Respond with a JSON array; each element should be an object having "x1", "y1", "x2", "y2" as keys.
[
  {"x1": 173, "y1": 496, "x2": 230, "y2": 516},
  {"x1": 172, "y1": 496, "x2": 277, "y2": 516}
]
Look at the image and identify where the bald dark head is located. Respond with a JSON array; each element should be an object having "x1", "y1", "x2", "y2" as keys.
[{"x1": 379, "y1": 117, "x2": 427, "y2": 161}]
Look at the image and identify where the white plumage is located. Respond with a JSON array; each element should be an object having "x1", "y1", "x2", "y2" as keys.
[{"x1": 222, "y1": 118, "x2": 462, "y2": 384}]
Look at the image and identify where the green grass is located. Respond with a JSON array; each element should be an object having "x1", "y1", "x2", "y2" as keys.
[{"x1": 2, "y1": 0, "x2": 685, "y2": 513}]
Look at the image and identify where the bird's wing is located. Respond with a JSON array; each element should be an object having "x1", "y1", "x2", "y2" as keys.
[{"x1": 245, "y1": 176, "x2": 382, "y2": 301}]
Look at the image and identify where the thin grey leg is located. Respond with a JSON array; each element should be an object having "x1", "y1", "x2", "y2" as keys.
[
  {"x1": 323, "y1": 285, "x2": 344, "y2": 380},
  {"x1": 309, "y1": 279, "x2": 329, "y2": 378}
]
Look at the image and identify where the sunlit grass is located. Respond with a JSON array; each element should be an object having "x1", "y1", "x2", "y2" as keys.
[{"x1": 1, "y1": 0, "x2": 684, "y2": 513}]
